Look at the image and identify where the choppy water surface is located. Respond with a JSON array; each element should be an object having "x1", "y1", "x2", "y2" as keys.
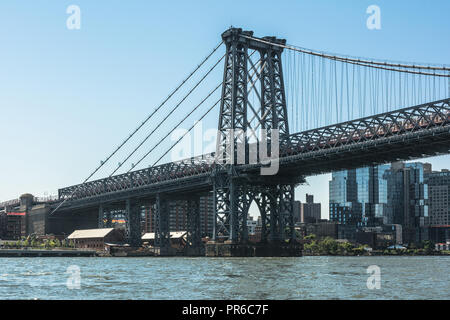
[{"x1": 0, "y1": 256, "x2": 448, "y2": 299}]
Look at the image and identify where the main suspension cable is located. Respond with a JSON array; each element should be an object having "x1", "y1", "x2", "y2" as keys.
[
  {"x1": 51, "y1": 40, "x2": 223, "y2": 214},
  {"x1": 243, "y1": 35, "x2": 450, "y2": 75}
]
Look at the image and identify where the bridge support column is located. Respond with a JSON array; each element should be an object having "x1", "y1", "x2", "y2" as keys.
[
  {"x1": 99, "y1": 205, "x2": 113, "y2": 229},
  {"x1": 213, "y1": 175, "x2": 251, "y2": 244},
  {"x1": 125, "y1": 199, "x2": 142, "y2": 247},
  {"x1": 105, "y1": 210, "x2": 112, "y2": 228},
  {"x1": 213, "y1": 174, "x2": 230, "y2": 242},
  {"x1": 276, "y1": 184, "x2": 296, "y2": 243},
  {"x1": 98, "y1": 204, "x2": 104, "y2": 228},
  {"x1": 155, "y1": 194, "x2": 170, "y2": 255},
  {"x1": 186, "y1": 197, "x2": 203, "y2": 255}
]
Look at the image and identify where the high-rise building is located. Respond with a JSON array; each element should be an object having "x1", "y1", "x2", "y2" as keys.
[
  {"x1": 199, "y1": 195, "x2": 214, "y2": 237},
  {"x1": 247, "y1": 216, "x2": 258, "y2": 235},
  {"x1": 425, "y1": 169, "x2": 450, "y2": 226},
  {"x1": 0, "y1": 211, "x2": 27, "y2": 240},
  {"x1": 292, "y1": 201, "x2": 301, "y2": 223},
  {"x1": 329, "y1": 170, "x2": 360, "y2": 225},
  {"x1": 329, "y1": 165, "x2": 389, "y2": 227},
  {"x1": 300, "y1": 194, "x2": 321, "y2": 223},
  {"x1": 384, "y1": 162, "x2": 430, "y2": 243}
]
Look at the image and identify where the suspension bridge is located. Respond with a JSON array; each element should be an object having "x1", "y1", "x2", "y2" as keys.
[{"x1": 23, "y1": 28, "x2": 450, "y2": 255}]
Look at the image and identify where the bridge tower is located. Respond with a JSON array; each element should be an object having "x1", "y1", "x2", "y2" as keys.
[{"x1": 212, "y1": 28, "x2": 298, "y2": 252}]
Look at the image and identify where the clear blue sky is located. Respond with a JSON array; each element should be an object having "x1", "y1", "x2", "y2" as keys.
[{"x1": 1, "y1": 1, "x2": 449, "y2": 219}]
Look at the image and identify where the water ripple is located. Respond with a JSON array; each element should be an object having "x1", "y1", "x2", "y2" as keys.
[{"x1": 0, "y1": 256, "x2": 449, "y2": 299}]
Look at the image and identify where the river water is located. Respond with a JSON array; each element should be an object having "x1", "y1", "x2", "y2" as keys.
[{"x1": 0, "y1": 256, "x2": 448, "y2": 300}]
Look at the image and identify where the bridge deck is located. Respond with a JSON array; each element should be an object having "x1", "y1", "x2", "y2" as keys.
[{"x1": 57, "y1": 98, "x2": 450, "y2": 210}]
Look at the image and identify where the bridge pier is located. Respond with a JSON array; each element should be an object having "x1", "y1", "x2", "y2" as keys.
[
  {"x1": 185, "y1": 196, "x2": 204, "y2": 255},
  {"x1": 155, "y1": 194, "x2": 171, "y2": 255},
  {"x1": 98, "y1": 204, "x2": 104, "y2": 228},
  {"x1": 125, "y1": 199, "x2": 142, "y2": 247},
  {"x1": 98, "y1": 204, "x2": 113, "y2": 228},
  {"x1": 211, "y1": 175, "x2": 300, "y2": 256}
]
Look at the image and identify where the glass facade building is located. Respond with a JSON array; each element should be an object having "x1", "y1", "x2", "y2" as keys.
[
  {"x1": 329, "y1": 165, "x2": 389, "y2": 227},
  {"x1": 383, "y1": 162, "x2": 430, "y2": 243},
  {"x1": 329, "y1": 161, "x2": 432, "y2": 244}
]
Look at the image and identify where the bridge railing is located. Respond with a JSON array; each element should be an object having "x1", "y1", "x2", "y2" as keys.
[
  {"x1": 58, "y1": 152, "x2": 219, "y2": 200},
  {"x1": 285, "y1": 98, "x2": 450, "y2": 156}
]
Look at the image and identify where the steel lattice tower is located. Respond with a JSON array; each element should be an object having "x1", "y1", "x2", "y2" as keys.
[{"x1": 213, "y1": 28, "x2": 296, "y2": 244}]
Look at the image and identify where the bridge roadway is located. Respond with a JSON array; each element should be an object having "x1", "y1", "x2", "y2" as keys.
[{"x1": 56, "y1": 98, "x2": 450, "y2": 212}]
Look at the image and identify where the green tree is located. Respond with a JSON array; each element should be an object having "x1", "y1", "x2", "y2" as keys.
[
  {"x1": 338, "y1": 241, "x2": 353, "y2": 255},
  {"x1": 304, "y1": 240, "x2": 318, "y2": 254},
  {"x1": 422, "y1": 240, "x2": 434, "y2": 254},
  {"x1": 304, "y1": 234, "x2": 316, "y2": 240},
  {"x1": 49, "y1": 239, "x2": 57, "y2": 248},
  {"x1": 317, "y1": 237, "x2": 338, "y2": 255}
]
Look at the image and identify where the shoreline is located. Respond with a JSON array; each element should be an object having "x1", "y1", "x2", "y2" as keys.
[{"x1": 0, "y1": 248, "x2": 448, "y2": 257}]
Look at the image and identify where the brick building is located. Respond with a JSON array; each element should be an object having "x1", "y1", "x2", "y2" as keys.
[
  {"x1": 67, "y1": 228, "x2": 124, "y2": 251},
  {"x1": 0, "y1": 212, "x2": 27, "y2": 240}
]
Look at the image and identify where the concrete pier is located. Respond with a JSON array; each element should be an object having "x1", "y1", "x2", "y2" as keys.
[
  {"x1": 0, "y1": 249, "x2": 97, "y2": 257},
  {"x1": 205, "y1": 242, "x2": 303, "y2": 257}
]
